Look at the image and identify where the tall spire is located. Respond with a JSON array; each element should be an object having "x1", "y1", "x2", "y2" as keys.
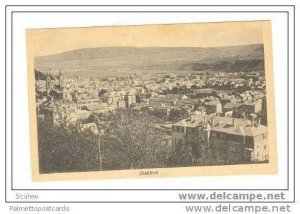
[
  {"x1": 46, "y1": 65, "x2": 50, "y2": 95},
  {"x1": 46, "y1": 65, "x2": 49, "y2": 76},
  {"x1": 58, "y1": 65, "x2": 62, "y2": 87},
  {"x1": 59, "y1": 65, "x2": 61, "y2": 77}
]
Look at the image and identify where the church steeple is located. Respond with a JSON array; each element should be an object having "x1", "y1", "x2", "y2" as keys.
[
  {"x1": 58, "y1": 65, "x2": 63, "y2": 87},
  {"x1": 46, "y1": 66, "x2": 51, "y2": 95},
  {"x1": 129, "y1": 74, "x2": 133, "y2": 85}
]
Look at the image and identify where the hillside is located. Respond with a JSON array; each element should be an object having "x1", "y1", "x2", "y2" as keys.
[{"x1": 34, "y1": 44, "x2": 264, "y2": 77}]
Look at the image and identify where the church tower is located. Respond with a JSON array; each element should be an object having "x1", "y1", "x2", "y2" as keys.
[
  {"x1": 46, "y1": 66, "x2": 51, "y2": 96},
  {"x1": 58, "y1": 65, "x2": 63, "y2": 87},
  {"x1": 129, "y1": 74, "x2": 134, "y2": 85}
]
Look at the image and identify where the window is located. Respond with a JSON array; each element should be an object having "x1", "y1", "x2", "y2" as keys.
[
  {"x1": 172, "y1": 139, "x2": 177, "y2": 147},
  {"x1": 263, "y1": 133, "x2": 267, "y2": 139},
  {"x1": 188, "y1": 128, "x2": 196, "y2": 134},
  {"x1": 229, "y1": 145, "x2": 235, "y2": 152},
  {"x1": 220, "y1": 133, "x2": 226, "y2": 139}
]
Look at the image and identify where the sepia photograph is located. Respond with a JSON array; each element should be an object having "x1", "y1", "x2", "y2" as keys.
[{"x1": 27, "y1": 20, "x2": 277, "y2": 180}]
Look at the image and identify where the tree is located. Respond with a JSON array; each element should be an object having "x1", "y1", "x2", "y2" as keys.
[
  {"x1": 191, "y1": 84, "x2": 199, "y2": 89},
  {"x1": 98, "y1": 109, "x2": 172, "y2": 170},
  {"x1": 37, "y1": 107, "x2": 196, "y2": 173},
  {"x1": 169, "y1": 108, "x2": 189, "y2": 122},
  {"x1": 98, "y1": 89, "x2": 108, "y2": 97},
  {"x1": 168, "y1": 143, "x2": 194, "y2": 167},
  {"x1": 171, "y1": 87, "x2": 179, "y2": 94},
  {"x1": 37, "y1": 118, "x2": 100, "y2": 173}
]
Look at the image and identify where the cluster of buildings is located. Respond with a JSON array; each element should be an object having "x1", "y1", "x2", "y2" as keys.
[
  {"x1": 35, "y1": 68, "x2": 269, "y2": 164},
  {"x1": 171, "y1": 112, "x2": 268, "y2": 165}
]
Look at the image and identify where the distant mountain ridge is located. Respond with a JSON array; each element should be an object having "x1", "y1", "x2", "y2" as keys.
[{"x1": 34, "y1": 44, "x2": 264, "y2": 77}]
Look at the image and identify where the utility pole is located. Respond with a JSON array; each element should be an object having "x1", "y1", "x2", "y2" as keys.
[
  {"x1": 239, "y1": 126, "x2": 245, "y2": 145},
  {"x1": 98, "y1": 133, "x2": 103, "y2": 171}
]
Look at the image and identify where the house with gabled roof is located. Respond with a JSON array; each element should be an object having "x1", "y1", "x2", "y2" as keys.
[{"x1": 171, "y1": 114, "x2": 268, "y2": 165}]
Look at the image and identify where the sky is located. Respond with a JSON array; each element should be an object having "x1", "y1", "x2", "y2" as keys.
[{"x1": 27, "y1": 20, "x2": 268, "y2": 57}]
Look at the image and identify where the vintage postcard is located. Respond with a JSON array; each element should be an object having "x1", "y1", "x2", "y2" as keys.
[{"x1": 27, "y1": 20, "x2": 277, "y2": 181}]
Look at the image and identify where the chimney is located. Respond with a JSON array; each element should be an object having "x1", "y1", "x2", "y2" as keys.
[{"x1": 232, "y1": 118, "x2": 235, "y2": 127}]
